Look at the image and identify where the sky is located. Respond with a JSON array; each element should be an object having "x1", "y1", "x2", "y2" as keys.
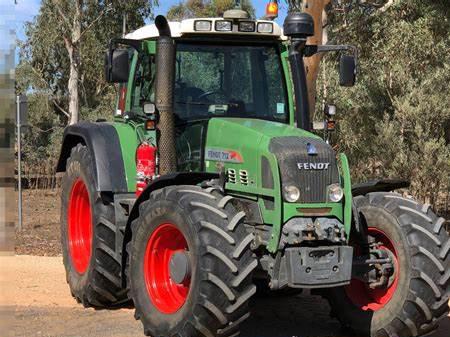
[{"x1": 11, "y1": 0, "x2": 290, "y2": 43}]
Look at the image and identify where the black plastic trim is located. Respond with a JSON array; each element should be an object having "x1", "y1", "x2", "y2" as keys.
[
  {"x1": 128, "y1": 172, "x2": 219, "y2": 225},
  {"x1": 56, "y1": 122, "x2": 128, "y2": 193},
  {"x1": 352, "y1": 179, "x2": 410, "y2": 196}
]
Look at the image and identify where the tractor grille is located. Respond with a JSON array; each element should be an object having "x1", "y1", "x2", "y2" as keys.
[{"x1": 269, "y1": 137, "x2": 340, "y2": 203}]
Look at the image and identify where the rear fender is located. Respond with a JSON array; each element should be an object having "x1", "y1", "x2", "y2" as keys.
[{"x1": 56, "y1": 122, "x2": 128, "y2": 193}]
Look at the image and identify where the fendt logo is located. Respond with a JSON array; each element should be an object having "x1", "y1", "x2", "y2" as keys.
[{"x1": 297, "y1": 162, "x2": 330, "y2": 170}]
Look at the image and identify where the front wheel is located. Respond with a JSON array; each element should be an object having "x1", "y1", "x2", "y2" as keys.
[
  {"x1": 128, "y1": 185, "x2": 257, "y2": 337},
  {"x1": 327, "y1": 192, "x2": 449, "y2": 337}
]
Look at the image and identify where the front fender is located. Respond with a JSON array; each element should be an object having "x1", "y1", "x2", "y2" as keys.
[{"x1": 352, "y1": 179, "x2": 410, "y2": 197}]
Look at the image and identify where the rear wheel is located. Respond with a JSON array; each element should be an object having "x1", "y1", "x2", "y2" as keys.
[
  {"x1": 327, "y1": 192, "x2": 449, "y2": 337},
  {"x1": 128, "y1": 185, "x2": 257, "y2": 337},
  {"x1": 61, "y1": 144, "x2": 127, "y2": 307}
]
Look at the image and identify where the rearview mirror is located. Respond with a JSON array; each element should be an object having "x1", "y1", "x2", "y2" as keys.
[
  {"x1": 339, "y1": 55, "x2": 356, "y2": 87},
  {"x1": 105, "y1": 49, "x2": 129, "y2": 83}
]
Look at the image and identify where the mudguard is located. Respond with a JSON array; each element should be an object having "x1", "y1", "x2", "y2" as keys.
[
  {"x1": 352, "y1": 179, "x2": 410, "y2": 197},
  {"x1": 127, "y1": 172, "x2": 219, "y2": 225},
  {"x1": 56, "y1": 122, "x2": 128, "y2": 193}
]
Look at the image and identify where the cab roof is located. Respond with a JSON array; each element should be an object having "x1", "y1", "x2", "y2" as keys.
[{"x1": 125, "y1": 18, "x2": 286, "y2": 40}]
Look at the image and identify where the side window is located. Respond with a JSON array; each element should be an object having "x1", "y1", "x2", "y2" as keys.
[{"x1": 131, "y1": 54, "x2": 155, "y2": 113}]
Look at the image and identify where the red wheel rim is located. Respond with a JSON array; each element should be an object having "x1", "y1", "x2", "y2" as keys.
[
  {"x1": 345, "y1": 227, "x2": 399, "y2": 311},
  {"x1": 144, "y1": 223, "x2": 190, "y2": 314},
  {"x1": 68, "y1": 179, "x2": 93, "y2": 274}
]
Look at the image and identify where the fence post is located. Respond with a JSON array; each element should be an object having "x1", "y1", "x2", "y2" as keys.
[{"x1": 16, "y1": 95, "x2": 22, "y2": 231}]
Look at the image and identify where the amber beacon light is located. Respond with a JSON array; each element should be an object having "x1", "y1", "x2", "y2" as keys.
[{"x1": 266, "y1": 1, "x2": 279, "y2": 20}]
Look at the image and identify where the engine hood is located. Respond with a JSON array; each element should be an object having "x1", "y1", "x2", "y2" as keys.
[
  {"x1": 205, "y1": 118, "x2": 320, "y2": 153},
  {"x1": 204, "y1": 118, "x2": 339, "y2": 203}
]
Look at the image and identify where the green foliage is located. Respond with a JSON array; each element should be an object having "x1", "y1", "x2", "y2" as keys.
[
  {"x1": 167, "y1": 0, "x2": 255, "y2": 20},
  {"x1": 317, "y1": 0, "x2": 450, "y2": 209},
  {"x1": 17, "y1": 0, "x2": 156, "y2": 186}
]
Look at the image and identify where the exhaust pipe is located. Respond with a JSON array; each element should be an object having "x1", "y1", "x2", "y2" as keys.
[
  {"x1": 283, "y1": 12, "x2": 315, "y2": 131},
  {"x1": 155, "y1": 16, "x2": 177, "y2": 174}
]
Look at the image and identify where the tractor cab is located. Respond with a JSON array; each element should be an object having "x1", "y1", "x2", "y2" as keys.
[{"x1": 121, "y1": 14, "x2": 288, "y2": 121}]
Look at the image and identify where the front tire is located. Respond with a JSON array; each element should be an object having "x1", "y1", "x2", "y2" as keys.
[
  {"x1": 327, "y1": 192, "x2": 449, "y2": 337},
  {"x1": 128, "y1": 185, "x2": 257, "y2": 337}
]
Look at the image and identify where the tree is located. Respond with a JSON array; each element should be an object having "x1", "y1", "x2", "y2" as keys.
[
  {"x1": 317, "y1": 0, "x2": 450, "y2": 210},
  {"x1": 282, "y1": 0, "x2": 397, "y2": 116},
  {"x1": 19, "y1": 0, "x2": 157, "y2": 125},
  {"x1": 167, "y1": 0, "x2": 255, "y2": 21},
  {"x1": 16, "y1": 0, "x2": 156, "y2": 187}
]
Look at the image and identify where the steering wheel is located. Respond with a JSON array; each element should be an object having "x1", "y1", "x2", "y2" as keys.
[{"x1": 197, "y1": 90, "x2": 222, "y2": 101}]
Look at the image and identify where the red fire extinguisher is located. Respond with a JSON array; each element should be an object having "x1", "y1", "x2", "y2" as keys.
[{"x1": 136, "y1": 141, "x2": 157, "y2": 197}]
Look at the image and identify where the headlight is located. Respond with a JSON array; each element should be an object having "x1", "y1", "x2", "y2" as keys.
[
  {"x1": 283, "y1": 185, "x2": 300, "y2": 203},
  {"x1": 328, "y1": 184, "x2": 344, "y2": 202},
  {"x1": 215, "y1": 20, "x2": 232, "y2": 32},
  {"x1": 194, "y1": 20, "x2": 212, "y2": 31}
]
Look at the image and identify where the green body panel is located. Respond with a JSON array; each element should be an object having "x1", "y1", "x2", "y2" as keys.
[
  {"x1": 113, "y1": 121, "x2": 140, "y2": 191},
  {"x1": 281, "y1": 47, "x2": 295, "y2": 126},
  {"x1": 125, "y1": 53, "x2": 138, "y2": 111},
  {"x1": 204, "y1": 118, "x2": 348, "y2": 252},
  {"x1": 340, "y1": 153, "x2": 353, "y2": 234}
]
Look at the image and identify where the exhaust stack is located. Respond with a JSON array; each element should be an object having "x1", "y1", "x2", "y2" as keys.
[
  {"x1": 155, "y1": 16, "x2": 177, "y2": 175},
  {"x1": 283, "y1": 12, "x2": 315, "y2": 131}
]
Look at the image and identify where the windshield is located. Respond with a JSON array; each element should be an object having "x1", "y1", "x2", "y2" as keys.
[{"x1": 174, "y1": 42, "x2": 288, "y2": 124}]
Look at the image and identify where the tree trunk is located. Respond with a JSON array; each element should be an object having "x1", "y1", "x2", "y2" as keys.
[
  {"x1": 302, "y1": 0, "x2": 330, "y2": 117},
  {"x1": 66, "y1": 1, "x2": 82, "y2": 125},
  {"x1": 67, "y1": 44, "x2": 80, "y2": 125}
]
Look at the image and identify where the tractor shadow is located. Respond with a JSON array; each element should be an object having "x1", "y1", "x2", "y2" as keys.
[{"x1": 241, "y1": 292, "x2": 351, "y2": 337}]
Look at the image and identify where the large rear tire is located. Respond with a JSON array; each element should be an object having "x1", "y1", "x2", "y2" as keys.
[
  {"x1": 327, "y1": 192, "x2": 449, "y2": 337},
  {"x1": 61, "y1": 144, "x2": 127, "y2": 307},
  {"x1": 128, "y1": 185, "x2": 257, "y2": 337}
]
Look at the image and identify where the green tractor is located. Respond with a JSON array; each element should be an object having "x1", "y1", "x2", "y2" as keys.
[{"x1": 57, "y1": 7, "x2": 449, "y2": 337}]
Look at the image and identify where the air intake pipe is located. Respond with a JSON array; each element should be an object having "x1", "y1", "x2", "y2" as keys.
[
  {"x1": 283, "y1": 12, "x2": 315, "y2": 131},
  {"x1": 155, "y1": 15, "x2": 177, "y2": 174}
]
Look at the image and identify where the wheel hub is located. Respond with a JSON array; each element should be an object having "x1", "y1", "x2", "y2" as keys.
[{"x1": 169, "y1": 251, "x2": 191, "y2": 284}]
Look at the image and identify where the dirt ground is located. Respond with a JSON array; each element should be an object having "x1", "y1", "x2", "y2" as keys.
[
  {"x1": 15, "y1": 190, "x2": 61, "y2": 256},
  {"x1": 2, "y1": 255, "x2": 449, "y2": 337},
  {"x1": 8, "y1": 190, "x2": 450, "y2": 337}
]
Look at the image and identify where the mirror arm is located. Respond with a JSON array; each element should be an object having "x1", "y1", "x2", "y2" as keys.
[
  {"x1": 304, "y1": 44, "x2": 358, "y2": 65},
  {"x1": 109, "y1": 38, "x2": 143, "y2": 53}
]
